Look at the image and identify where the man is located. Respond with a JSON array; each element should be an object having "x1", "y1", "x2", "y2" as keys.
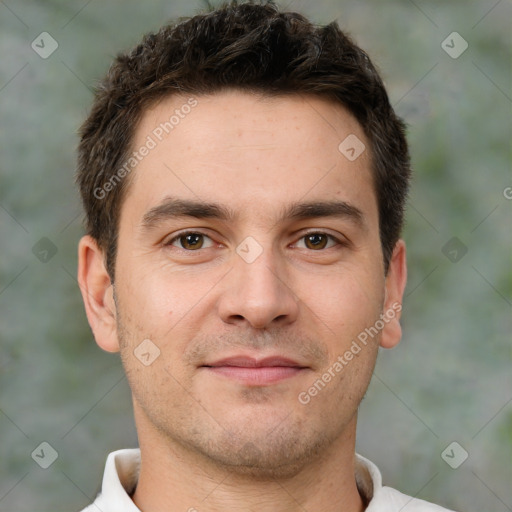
[{"x1": 76, "y1": 1, "x2": 455, "y2": 510}]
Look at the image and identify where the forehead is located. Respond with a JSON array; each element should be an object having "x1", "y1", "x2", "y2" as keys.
[{"x1": 123, "y1": 90, "x2": 377, "y2": 229}]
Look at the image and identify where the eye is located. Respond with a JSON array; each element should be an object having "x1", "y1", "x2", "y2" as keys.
[
  {"x1": 166, "y1": 231, "x2": 214, "y2": 250},
  {"x1": 295, "y1": 232, "x2": 342, "y2": 250}
]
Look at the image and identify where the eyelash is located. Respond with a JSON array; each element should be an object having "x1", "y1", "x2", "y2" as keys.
[{"x1": 164, "y1": 230, "x2": 346, "y2": 252}]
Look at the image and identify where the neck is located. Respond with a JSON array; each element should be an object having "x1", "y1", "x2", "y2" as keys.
[{"x1": 132, "y1": 407, "x2": 365, "y2": 512}]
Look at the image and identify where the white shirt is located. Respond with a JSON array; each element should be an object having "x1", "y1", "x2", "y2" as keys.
[{"x1": 81, "y1": 449, "x2": 456, "y2": 511}]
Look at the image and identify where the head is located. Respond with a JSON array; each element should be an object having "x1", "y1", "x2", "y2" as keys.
[{"x1": 77, "y1": 1, "x2": 409, "y2": 478}]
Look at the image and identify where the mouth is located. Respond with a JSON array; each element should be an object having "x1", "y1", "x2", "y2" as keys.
[{"x1": 201, "y1": 355, "x2": 310, "y2": 386}]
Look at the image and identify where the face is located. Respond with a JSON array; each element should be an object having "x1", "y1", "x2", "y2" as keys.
[{"x1": 79, "y1": 90, "x2": 406, "y2": 478}]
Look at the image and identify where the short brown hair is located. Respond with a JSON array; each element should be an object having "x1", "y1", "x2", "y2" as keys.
[{"x1": 77, "y1": 0, "x2": 411, "y2": 279}]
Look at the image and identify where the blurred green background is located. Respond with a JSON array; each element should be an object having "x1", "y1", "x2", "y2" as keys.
[{"x1": 0, "y1": 1, "x2": 510, "y2": 510}]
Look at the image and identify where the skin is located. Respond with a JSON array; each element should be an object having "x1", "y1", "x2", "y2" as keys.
[{"x1": 78, "y1": 90, "x2": 407, "y2": 512}]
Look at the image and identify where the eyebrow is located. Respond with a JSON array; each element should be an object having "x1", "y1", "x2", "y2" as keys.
[{"x1": 141, "y1": 196, "x2": 366, "y2": 231}]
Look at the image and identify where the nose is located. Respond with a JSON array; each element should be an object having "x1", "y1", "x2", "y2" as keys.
[{"x1": 217, "y1": 243, "x2": 299, "y2": 329}]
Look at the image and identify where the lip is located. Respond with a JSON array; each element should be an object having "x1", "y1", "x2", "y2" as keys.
[
  {"x1": 201, "y1": 355, "x2": 309, "y2": 385},
  {"x1": 205, "y1": 356, "x2": 306, "y2": 368}
]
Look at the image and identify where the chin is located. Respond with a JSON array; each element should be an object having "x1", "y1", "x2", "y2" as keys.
[{"x1": 186, "y1": 421, "x2": 332, "y2": 480}]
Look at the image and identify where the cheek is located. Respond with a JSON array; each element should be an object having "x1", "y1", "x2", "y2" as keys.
[
  {"x1": 114, "y1": 260, "x2": 221, "y2": 350},
  {"x1": 304, "y1": 269, "x2": 384, "y2": 343}
]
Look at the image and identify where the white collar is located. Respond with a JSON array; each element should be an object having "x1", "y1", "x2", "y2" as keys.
[{"x1": 83, "y1": 448, "x2": 454, "y2": 511}]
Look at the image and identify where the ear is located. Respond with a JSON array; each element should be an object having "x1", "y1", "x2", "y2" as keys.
[
  {"x1": 380, "y1": 239, "x2": 407, "y2": 349},
  {"x1": 77, "y1": 235, "x2": 119, "y2": 353}
]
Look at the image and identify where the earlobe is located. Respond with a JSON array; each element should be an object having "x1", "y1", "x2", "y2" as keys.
[
  {"x1": 77, "y1": 235, "x2": 120, "y2": 353},
  {"x1": 380, "y1": 239, "x2": 407, "y2": 349}
]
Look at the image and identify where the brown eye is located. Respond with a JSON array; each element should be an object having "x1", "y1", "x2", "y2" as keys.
[
  {"x1": 295, "y1": 232, "x2": 342, "y2": 251},
  {"x1": 168, "y1": 232, "x2": 213, "y2": 250},
  {"x1": 304, "y1": 233, "x2": 329, "y2": 250},
  {"x1": 180, "y1": 233, "x2": 203, "y2": 250}
]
